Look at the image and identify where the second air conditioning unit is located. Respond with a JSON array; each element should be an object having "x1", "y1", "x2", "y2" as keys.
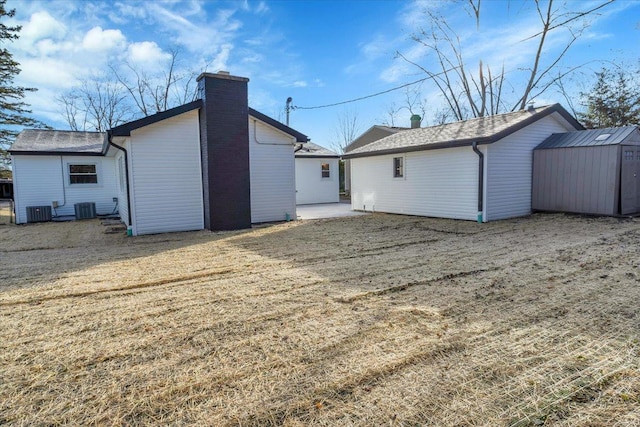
[{"x1": 74, "y1": 202, "x2": 97, "y2": 220}]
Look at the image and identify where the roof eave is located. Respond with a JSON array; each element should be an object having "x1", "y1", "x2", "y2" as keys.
[
  {"x1": 343, "y1": 104, "x2": 582, "y2": 159},
  {"x1": 9, "y1": 150, "x2": 105, "y2": 156},
  {"x1": 248, "y1": 108, "x2": 309, "y2": 142},
  {"x1": 110, "y1": 100, "x2": 202, "y2": 136},
  {"x1": 295, "y1": 154, "x2": 341, "y2": 159},
  {"x1": 343, "y1": 137, "x2": 494, "y2": 159}
]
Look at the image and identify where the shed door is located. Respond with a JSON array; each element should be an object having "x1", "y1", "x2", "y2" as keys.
[{"x1": 621, "y1": 146, "x2": 640, "y2": 214}]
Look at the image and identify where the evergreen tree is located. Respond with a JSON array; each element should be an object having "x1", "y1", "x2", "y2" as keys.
[
  {"x1": 579, "y1": 67, "x2": 640, "y2": 129},
  {"x1": 0, "y1": 0, "x2": 44, "y2": 172}
]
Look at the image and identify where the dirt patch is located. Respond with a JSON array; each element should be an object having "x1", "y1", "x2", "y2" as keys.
[
  {"x1": 0, "y1": 200, "x2": 12, "y2": 226},
  {"x1": 1, "y1": 213, "x2": 640, "y2": 426}
]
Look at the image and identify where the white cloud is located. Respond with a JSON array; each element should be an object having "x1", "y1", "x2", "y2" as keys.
[
  {"x1": 128, "y1": 41, "x2": 171, "y2": 66},
  {"x1": 291, "y1": 81, "x2": 307, "y2": 88},
  {"x1": 21, "y1": 11, "x2": 67, "y2": 42},
  {"x1": 82, "y1": 26, "x2": 127, "y2": 52},
  {"x1": 242, "y1": 53, "x2": 263, "y2": 63},
  {"x1": 19, "y1": 57, "x2": 81, "y2": 89}
]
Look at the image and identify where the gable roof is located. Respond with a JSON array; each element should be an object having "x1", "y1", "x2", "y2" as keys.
[
  {"x1": 108, "y1": 100, "x2": 308, "y2": 143},
  {"x1": 535, "y1": 126, "x2": 640, "y2": 149},
  {"x1": 248, "y1": 108, "x2": 309, "y2": 142},
  {"x1": 295, "y1": 142, "x2": 340, "y2": 158},
  {"x1": 110, "y1": 100, "x2": 203, "y2": 137},
  {"x1": 12, "y1": 100, "x2": 309, "y2": 156},
  {"x1": 345, "y1": 125, "x2": 409, "y2": 153},
  {"x1": 9, "y1": 130, "x2": 108, "y2": 155},
  {"x1": 343, "y1": 104, "x2": 583, "y2": 159}
]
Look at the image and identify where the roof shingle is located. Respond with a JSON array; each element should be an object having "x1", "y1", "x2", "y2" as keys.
[
  {"x1": 343, "y1": 104, "x2": 582, "y2": 158},
  {"x1": 295, "y1": 142, "x2": 339, "y2": 158},
  {"x1": 10, "y1": 130, "x2": 107, "y2": 155}
]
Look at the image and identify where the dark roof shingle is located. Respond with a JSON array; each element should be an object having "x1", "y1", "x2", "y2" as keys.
[{"x1": 10, "y1": 130, "x2": 107, "y2": 155}]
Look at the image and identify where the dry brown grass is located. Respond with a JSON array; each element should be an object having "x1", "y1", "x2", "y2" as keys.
[
  {"x1": 0, "y1": 201, "x2": 12, "y2": 226},
  {"x1": 1, "y1": 213, "x2": 640, "y2": 426}
]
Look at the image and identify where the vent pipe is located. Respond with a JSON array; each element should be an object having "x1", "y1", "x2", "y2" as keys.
[{"x1": 410, "y1": 114, "x2": 421, "y2": 129}]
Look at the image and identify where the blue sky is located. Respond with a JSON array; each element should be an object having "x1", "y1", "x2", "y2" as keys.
[{"x1": 6, "y1": 0, "x2": 640, "y2": 150}]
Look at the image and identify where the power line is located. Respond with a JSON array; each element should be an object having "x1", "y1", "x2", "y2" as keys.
[
  {"x1": 292, "y1": 66, "x2": 460, "y2": 110},
  {"x1": 292, "y1": 76, "x2": 430, "y2": 110}
]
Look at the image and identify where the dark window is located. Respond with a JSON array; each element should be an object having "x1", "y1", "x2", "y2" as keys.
[
  {"x1": 393, "y1": 157, "x2": 403, "y2": 178},
  {"x1": 69, "y1": 164, "x2": 98, "y2": 184},
  {"x1": 624, "y1": 150, "x2": 634, "y2": 161},
  {"x1": 321, "y1": 163, "x2": 330, "y2": 178},
  {"x1": 637, "y1": 150, "x2": 640, "y2": 161}
]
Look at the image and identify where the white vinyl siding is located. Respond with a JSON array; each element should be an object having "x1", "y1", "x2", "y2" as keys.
[
  {"x1": 351, "y1": 146, "x2": 482, "y2": 221},
  {"x1": 249, "y1": 119, "x2": 296, "y2": 223},
  {"x1": 485, "y1": 113, "x2": 578, "y2": 221},
  {"x1": 295, "y1": 157, "x2": 340, "y2": 205},
  {"x1": 128, "y1": 110, "x2": 203, "y2": 235},
  {"x1": 11, "y1": 155, "x2": 118, "y2": 224}
]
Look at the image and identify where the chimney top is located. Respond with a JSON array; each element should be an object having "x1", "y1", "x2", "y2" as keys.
[
  {"x1": 526, "y1": 101, "x2": 535, "y2": 112},
  {"x1": 196, "y1": 71, "x2": 249, "y2": 83},
  {"x1": 410, "y1": 114, "x2": 421, "y2": 129}
]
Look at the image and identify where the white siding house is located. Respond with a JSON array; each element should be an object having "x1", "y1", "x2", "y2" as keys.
[
  {"x1": 249, "y1": 118, "x2": 297, "y2": 223},
  {"x1": 351, "y1": 146, "x2": 481, "y2": 220},
  {"x1": 345, "y1": 104, "x2": 583, "y2": 222},
  {"x1": 10, "y1": 72, "x2": 309, "y2": 235},
  {"x1": 10, "y1": 131, "x2": 119, "y2": 224},
  {"x1": 115, "y1": 110, "x2": 204, "y2": 235},
  {"x1": 295, "y1": 142, "x2": 340, "y2": 205}
]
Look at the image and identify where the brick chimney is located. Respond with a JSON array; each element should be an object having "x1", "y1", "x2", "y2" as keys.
[{"x1": 197, "y1": 71, "x2": 251, "y2": 231}]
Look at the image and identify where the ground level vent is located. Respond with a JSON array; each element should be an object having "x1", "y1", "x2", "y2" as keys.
[{"x1": 74, "y1": 202, "x2": 97, "y2": 220}]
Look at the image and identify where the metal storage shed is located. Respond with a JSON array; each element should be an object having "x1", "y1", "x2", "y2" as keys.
[{"x1": 532, "y1": 126, "x2": 640, "y2": 216}]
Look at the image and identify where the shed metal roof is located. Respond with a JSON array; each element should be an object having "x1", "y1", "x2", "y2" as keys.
[
  {"x1": 343, "y1": 104, "x2": 582, "y2": 159},
  {"x1": 295, "y1": 142, "x2": 339, "y2": 158},
  {"x1": 535, "y1": 126, "x2": 639, "y2": 149},
  {"x1": 9, "y1": 130, "x2": 108, "y2": 155}
]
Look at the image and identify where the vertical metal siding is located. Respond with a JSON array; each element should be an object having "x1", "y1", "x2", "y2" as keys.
[
  {"x1": 486, "y1": 114, "x2": 576, "y2": 221},
  {"x1": 351, "y1": 146, "x2": 479, "y2": 221},
  {"x1": 249, "y1": 120, "x2": 296, "y2": 223},
  {"x1": 295, "y1": 157, "x2": 340, "y2": 205},
  {"x1": 129, "y1": 110, "x2": 204, "y2": 235},
  {"x1": 532, "y1": 145, "x2": 619, "y2": 215}
]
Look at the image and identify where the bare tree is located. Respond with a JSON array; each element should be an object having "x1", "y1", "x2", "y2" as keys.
[
  {"x1": 381, "y1": 86, "x2": 452, "y2": 127},
  {"x1": 331, "y1": 109, "x2": 362, "y2": 154},
  {"x1": 57, "y1": 49, "x2": 203, "y2": 131},
  {"x1": 56, "y1": 78, "x2": 131, "y2": 132},
  {"x1": 398, "y1": 0, "x2": 614, "y2": 121}
]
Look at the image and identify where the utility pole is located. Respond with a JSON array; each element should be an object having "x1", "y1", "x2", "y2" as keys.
[{"x1": 285, "y1": 97, "x2": 292, "y2": 126}]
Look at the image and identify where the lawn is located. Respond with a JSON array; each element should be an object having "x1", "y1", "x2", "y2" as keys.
[{"x1": 1, "y1": 212, "x2": 640, "y2": 426}]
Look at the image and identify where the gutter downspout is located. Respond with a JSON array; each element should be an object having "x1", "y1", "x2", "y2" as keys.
[
  {"x1": 472, "y1": 142, "x2": 484, "y2": 223},
  {"x1": 107, "y1": 132, "x2": 132, "y2": 228}
]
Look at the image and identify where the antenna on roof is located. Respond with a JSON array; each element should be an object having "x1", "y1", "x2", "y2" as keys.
[{"x1": 285, "y1": 97, "x2": 293, "y2": 126}]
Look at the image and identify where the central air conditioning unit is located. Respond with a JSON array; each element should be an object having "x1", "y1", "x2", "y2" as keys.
[
  {"x1": 26, "y1": 206, "x2": 52, "y2": 223},
  {"x1": 74, "y1": 202, "x2": 97, "y2": 220}
]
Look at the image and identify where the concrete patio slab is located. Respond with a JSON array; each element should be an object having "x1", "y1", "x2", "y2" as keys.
[{"x1": 296, "y1": 201, "x2": 369, "y2": 220}]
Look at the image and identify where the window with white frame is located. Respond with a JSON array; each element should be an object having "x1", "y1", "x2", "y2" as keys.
[
  {"x1": 321, "y1": 162, "x2": 330, "y2": 178},
  {"x1": 393, "y1": 157, "x2": 403, "y2": 178},
  {"x1": 69, "y1": 164, "x2": 98, "y2": 184}
]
